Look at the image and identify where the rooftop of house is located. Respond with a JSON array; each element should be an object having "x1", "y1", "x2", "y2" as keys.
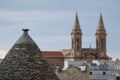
[{"x1": 42, "y1": 51, "x2": 64, "y2": 57}]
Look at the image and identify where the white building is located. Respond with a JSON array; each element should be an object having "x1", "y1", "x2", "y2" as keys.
[{"x1": 89, "y1": 59, "x2": 120, "y2": 80}]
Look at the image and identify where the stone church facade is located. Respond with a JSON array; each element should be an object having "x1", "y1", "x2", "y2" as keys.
[
  {"x1": 63, "y1": 13, "x2": 111, "y2": 62},
  {"x1": 44, "y1": 13, "x2": 111, "y2": 66}
]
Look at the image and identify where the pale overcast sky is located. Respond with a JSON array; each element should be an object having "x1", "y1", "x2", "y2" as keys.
[{"x1": 0, "y1": 0, "x2": 120, "y2": 59}]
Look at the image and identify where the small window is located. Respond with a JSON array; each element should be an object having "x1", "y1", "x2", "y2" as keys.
[
  {"x1": 77, "y1": 45, "x2": 79, "y2": 49},
  {"x1": 116, "y1": 76, "x2": 120, "y2": 80},
  {"x1": 89, "y1": 72, "x2": 92, "y2": 75},
  {"x1": 101, "y1": 39, "x2": 104, "y2": 49},
  {"x1": 76, "y1": 39, "x2": 79, "y2": 49},
  {"x1": 71, "y1": 52, "x2": 74, "y2": 56},
  {"x1": 103, "y1": 72, "x2": 106, "y2": 75}
]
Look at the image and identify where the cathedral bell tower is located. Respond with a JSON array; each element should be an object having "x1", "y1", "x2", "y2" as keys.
[
  {"x1": 71, "y1": 12, "x2": 82, "y2": 58},
  {"x1": 96, "y1": 13, "x2": 107, "y2": 56}
]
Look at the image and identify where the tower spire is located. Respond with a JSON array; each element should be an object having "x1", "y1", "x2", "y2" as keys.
[
  {"x1": 72, "y1": 12, "x2": 81, "y2": 30},
  {"x1": 97, "y1": 13, "x2": 105, "y2": 31}
]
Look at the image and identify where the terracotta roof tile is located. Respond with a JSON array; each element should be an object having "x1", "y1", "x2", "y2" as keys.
[{"x1": 42, "y1": 51, "x2": 64, "y2": 57}]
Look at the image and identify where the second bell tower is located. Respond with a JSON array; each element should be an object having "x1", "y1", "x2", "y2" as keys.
[{"x1": 96, "y1": 13, "x2": 107, "y2": 56}]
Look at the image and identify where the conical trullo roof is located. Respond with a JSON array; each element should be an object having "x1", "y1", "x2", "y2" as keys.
[{"x1": 0, "y1": 29, "x2": 59, "y2": 80}]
